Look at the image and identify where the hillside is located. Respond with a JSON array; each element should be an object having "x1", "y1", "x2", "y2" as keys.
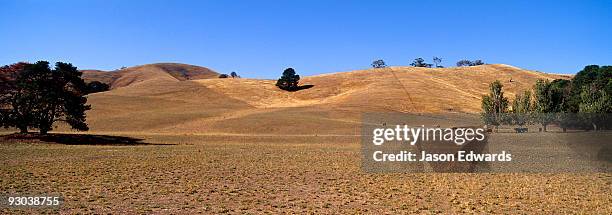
[
  {"x1": 79, "y1": 64, "x2": 568, "y2": 135},
  {"x1": 81, "y1": 63, "x2": 219, "y2": 89}
]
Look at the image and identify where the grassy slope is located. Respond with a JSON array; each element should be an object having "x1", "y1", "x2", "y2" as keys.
[{"x1": 80, "y1": 64, "x2": 567, "y2": 135}]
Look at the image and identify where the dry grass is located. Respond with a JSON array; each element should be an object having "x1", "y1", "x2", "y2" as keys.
[
  {"x1": 80, "y1": 64, "x2": 567, "y2": 135},
  {"x1": 3, "y1": 64, "x2": 605, "y2": 214},
  {"x1": 82, "y1": 63, "x2": 219, "y2": 89},
  {"x1": 1, "y1": 134, "x2": 610, "y2": 214}
]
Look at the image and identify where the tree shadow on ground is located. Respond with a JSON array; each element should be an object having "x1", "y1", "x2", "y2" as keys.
[
  {"x1": 1, "y1": 133, "x2": 174, "y2": 146},
  {"x1": 285, "y1": 84, "x2": 314, "y2": 92}
]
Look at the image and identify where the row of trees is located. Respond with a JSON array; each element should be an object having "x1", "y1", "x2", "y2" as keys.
[
  {"x1": 0, "y1": 61, "x2": 90, "y2": 134},
  {"x1": 457, "y1": 59, "x2": 485, "y2": 67},
  {"x1": 481, "y1": 65, "x2": 612, "y2": 131},
  {"x1": 371, "y1": 58, "x2": 485, "y2": 69}
]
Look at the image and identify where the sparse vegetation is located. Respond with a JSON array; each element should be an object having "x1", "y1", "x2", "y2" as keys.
[
  {"x1": 219, "y1": 74, "x2": 229, "y2": 78},
  {"x1": 276, "y1": 68, "x2": 300, "y2": 91},
  {"x1": 0, "y1": 61, "x2": 90, "y2": 134},
  {"x1": 230, "y1": 71, "x2": 240, "y2": 78}
]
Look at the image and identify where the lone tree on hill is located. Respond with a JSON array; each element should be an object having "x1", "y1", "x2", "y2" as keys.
[
  {"x1": 371, "y1": 59, "x2": 386, "y2": 68},
  {"x1": 0, "y1": 61, "x2": 90, "y2": 134},
  {"x1": 481, "y1": 80, "x2": 509, "y2": 131},
  {"x1": 276, "y1": 68, "x2": 300, "y2": 91},
  {"x1": 230, "y1": 71, "x2": 239, "y2": 78},
  {"x1": 410, "y1": 58, "x2": 432, "y2": 68}
]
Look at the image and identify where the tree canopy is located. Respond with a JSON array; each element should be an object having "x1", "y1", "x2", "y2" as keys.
[
  {"x1": 0, "y1": 61, "x2": 90, "y2": 134},
  {"x1": 457, "y1": 59, "x2": 485, "y2": 67},
  {"x1": 481, "y1": 80, "x2": 509, "y2": 128},
  {"x1": 371, "y1": 59, "x2": 386, "y2": 68},
  {"x1": 481, "y1": 65, "x2": 612, "y2": 132},
  {"x1": 410, "y1": 58, "x2": 432, "y2": 68},
  {"x1": 276, "y1": 68, "x2": 300, "y2": 91}
]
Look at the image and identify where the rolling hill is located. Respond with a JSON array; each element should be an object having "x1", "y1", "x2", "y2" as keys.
[
  {"x1": 81, "y1": 63, "x2": 219, "y2": 89},
  {"x1": 77, "y1": 63, "x2": 569, "y2": 135}
]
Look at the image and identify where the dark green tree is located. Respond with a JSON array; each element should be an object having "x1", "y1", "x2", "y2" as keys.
[
  {"x1": 457, "y1": 59, "x2": 485, "y2": 67},
  {"x1": 548, "y1": 79, "x2": 572, "y2": 112},
  {"x1": 372, "y1": 59, "x2": 386, "y2": 68},
  {"x1": 456, "y1": 60, "x2": 473, "y2": 67},
  {"x1": 532, "y1": 79, "x2": 556, "y2": 132},
  {"x1": 410, "y1": 58, "x2": 432, "y2": 68},
  {"x1": 547, "y1": 79, "x2": 573, "y2": 131},
  {"x1": 568, "y1": 65, "x2": 612, "y2": 112},
  {"x1": 0, "y1": 61, "x2": 90, "y2": 134},
  {"x1": 276, "y1": 68, "x2": 300, "y2": 91},
  {"x1": 86, "y1": 81, "x2": 110, "y2": 94},
  {"x1": 472, "y1": 60, "x2": 485, "y2": 66},
  {"x1": 0, "y1": 62, "x2": 30, "y2": 133}
]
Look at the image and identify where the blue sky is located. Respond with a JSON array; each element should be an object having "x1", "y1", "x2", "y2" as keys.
[{"x1": 0, "y1": 0, "x2": 610, "y2": 78}]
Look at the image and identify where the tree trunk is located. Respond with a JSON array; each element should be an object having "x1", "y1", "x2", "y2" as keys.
[{"x1": 542, "y1": 124, "x2": 547, "y2": 132}]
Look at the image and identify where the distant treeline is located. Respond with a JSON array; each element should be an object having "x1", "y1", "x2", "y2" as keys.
[{"x1": 371, "y1": 58, "x2": 485, "y2": 68}]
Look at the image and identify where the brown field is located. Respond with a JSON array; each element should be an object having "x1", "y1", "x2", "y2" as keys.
[
  {"x1": 1, "y1": 134, "x2": 610, "y2": 214},
  {"x1": 2, "y1": 64, "x2": 610, "y2": 213}
]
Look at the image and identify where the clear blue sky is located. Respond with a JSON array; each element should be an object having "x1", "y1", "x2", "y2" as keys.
[{"x1": 1, "y1": 0, "x2": 610, "y2": 78}]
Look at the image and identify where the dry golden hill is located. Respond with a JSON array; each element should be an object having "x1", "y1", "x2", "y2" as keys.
[
  {"x1": 81, "y1": 64, "x2": 568, "y2": 135},
  {"x1": 82, "y1": 63, "x2": 219, "y2": 89}
]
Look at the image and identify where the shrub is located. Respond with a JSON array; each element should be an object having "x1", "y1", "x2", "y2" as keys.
[{"x1": 86, "y1": 81, "x2": 110, "y2": 94}]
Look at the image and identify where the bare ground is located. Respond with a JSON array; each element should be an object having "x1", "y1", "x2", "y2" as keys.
[{"x1": 1, "y1": 134, "x2": 610, "y2": 214}]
